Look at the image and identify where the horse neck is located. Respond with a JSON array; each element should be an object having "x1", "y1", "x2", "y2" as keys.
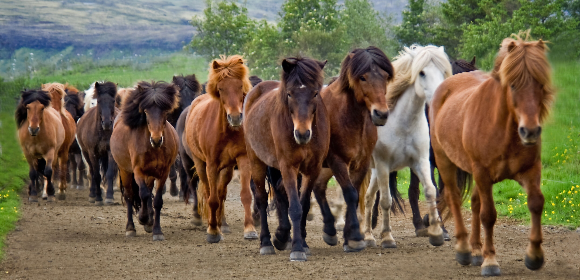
[
  {"x1": 390, "y1": 86, "x2": 426, "y2": 125},
  {"x1": 344, "y1": 88, "x2": 371, "y2": 126}
]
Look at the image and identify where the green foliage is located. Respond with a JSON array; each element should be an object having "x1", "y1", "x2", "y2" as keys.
[
  {"x1": 190, "y1": 0, "x2": 255, "y2": 58},
  {"x1": 342, "y1": 0, "x2": 398, "y2": 55},
  {"x1": 245, "y1": 20, "x2": 282, "y2": 80},
  {"x1": 396, "y1": 0, "x2": 430, "y2": 46},
  {"x1": 278, "y1": 0, "x2": 340, "y2": 44}
]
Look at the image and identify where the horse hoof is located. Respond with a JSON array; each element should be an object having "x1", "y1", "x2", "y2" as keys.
[
  {"x1": 178, "y1": 196, "x2": 184, "y2": 202},
  {"x1": 28, "y1": 196, "x2": 38, "y2": 203},
  {"x1": 94, "y1": 200, "x2": 104, "y2": 206},
  {"x1": 290, "y1": 251, "x2": 307, "y2": 262},
  {"x1": 343, "y1": 240, "x2": 365, "y2": 252},
  {"x1": 322, "y1": 232, "x2": 338, "y2": 246},
  {"x1": 456, "y1": 252, "x2": 472, "y2": 266},
  {"x1": 381, "y1": 240, "x2": 397, "y2": 249},
  {"x1": 191, "y1": 216, "x2": 203, "y2": 227},
  {"x1": 126, "y1": 230, "x2": 136, "y2": 237},
  {"x1": 336, "y1": 222, "x2": 345, "y2": 232},
  {"x1": 481, "y1": 265, "x2": 501, "y2": 276},
  {"x1": 422, "y1": 214, "x2": 430, "y2": 227},
  {"x1": 244, "y1": 231, "x2": 258, "y2": 240},
  {"x1": 221, "y1": 225, "x2": 231, "y2": 234},
  {"x1": 273, "y1": 236, "x2": 288, "y2": 251},
  {"x1": 153, "y1": 234, "x2": 165, "y2": 241},
  {"x1": 415, "y1": 228, "x2": 429, "y2": 237},
  {"x1": 47, "y1": 196, "x2": 56, "y2": 202},
  {"x1": 365, "y1": 239, "x2": 377, "y2": 247},
  {"x1": 260, "y1": 246, "x2": 275, "y2": 255},
  {"x1": 429, "y1": 234, "x2": 445, "y2": 246},
  {"x1": 471, "y1": 255, "x2": 483, "y2": 266},
  {"x1": 76, "y1": 185, "x2": 85, "y2": 190},
  {"x1": 88, "y1": 197, "x2": 95, "y2": 203},
  {"x1": 169, "y1": 188, "x2": 178, "y2": 197},
  {"x1": 104, "y1": 198, "x2": 114, "y2": 205},
  {"x1": 443, "y1": 231, "x2": 451, "y2": 241},
  {"x1": 306, "y1": 212, "x2": 314, "y2": 221},
  {"x1": 143, "y1": 224, "x2": 153, "y2": 233},
  {"x1": 525, "y1": 255, "x2": 544, "y2": 271},
  {"x1": 304, "y1": 247, "x2": 311, "y2": 256},
  {"x1": 42, "y1": 197, "x2": 48, "y2": 201},
  {"x1": 206, "y1": 233, "x2": 221, "y2": 243}
]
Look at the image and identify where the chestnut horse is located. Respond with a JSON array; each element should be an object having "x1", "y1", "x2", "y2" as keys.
[
  {"x1": 430, "y1": 33, "x2": 554, "y2": 276},
  {"x1": 310, "y1": 47, "x2": 392, "y2": 252},
  {"x1": 16, "y1": 89, "x2": 65, "y2": 202},
  {"x1": 42, "y1": 83, "x2": 77, "y2": 200},
  {"x1": 64, "y1": 86, "x2": 86, "y2": 189},
  {"x1": 77, "y1": 81, "x2": 119, "y2": 205},
  {"x1": 244, "y1": 57, "x2": 329, "y2": 261},
  {"x1": 184, "y1": 55, "x2": 257, "y2": 242},
  {"x1": 111, "y1": 81, "x2": 179, "y2": 240}
]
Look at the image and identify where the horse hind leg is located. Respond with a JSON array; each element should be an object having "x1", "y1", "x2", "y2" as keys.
[
  {"x1": 272, "y1": 173, "x2": 291, "y2": 251},
  {"x1": 408, "y1": 170, "x2": 427, "y2": 237},
  {"x1": 411, "y1": 160, "x2": 444, "y2": 246},
  {"x1": 76, "y1": 153, "x2": 86, "y2": 189},
  {"x1": 104, "y1": 153, "x2": 117, "y2": 205},
  {"x1": 57, "y1": 150, "x2": 69, "y2": 200},
  {"x1": 169, "y1": 161, "x2": 179, "y2": 197},
  {"x1": 312, "y1": 168, "x2": 337, "y2": 246},
  {"x1": 331, "y1": 186, "x2": 346, "y2": 231},
  {"x1": 374, "y1": 165, "x2": 398, "y2": 249},
  {"x1": 237, "y1": 157, "x2": 258, "y2": 239},
  {"x1": 469, "y1": 189, "x2": 483, "y2": 266},
  {"x1": 362, "y1": 169, "x2": 380, "y2": 247}
]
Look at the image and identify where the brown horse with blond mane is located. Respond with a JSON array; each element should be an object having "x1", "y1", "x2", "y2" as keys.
[
  {"x1": 42, "y1": 83, "x2": 77, "y2": 200},
  {"x1": 111, "y1": 81, "x2": 179, "y2": 240},
  {"x1": 430, "y1": 32, "x2": 554, "y2": 276},
  {"x1": 184, "y1": 55, "x2": 257, "y2": 242}
]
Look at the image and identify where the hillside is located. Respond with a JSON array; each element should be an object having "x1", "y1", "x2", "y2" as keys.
[{"x1": 0, "y1": 0, "x2": 407, "y2": 56}]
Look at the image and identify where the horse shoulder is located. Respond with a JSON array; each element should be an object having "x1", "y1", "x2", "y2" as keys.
[{"x1": 244, "y1": 80, "x2": 280, "y2": 112}]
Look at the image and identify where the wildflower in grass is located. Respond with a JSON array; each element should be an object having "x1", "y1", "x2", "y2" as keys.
[
  {"x1": 545, "y1": 214, "x2": 548, "y2": 217},
  {"x1": 524, "y1": 202, "x2": 527, "y2": 205},
  {"x1": 552, "y1": 211, "x2": 556, "y2": 214},
  {"x1": 549, "y1": 218, "x2": 552, "y2": 220}
]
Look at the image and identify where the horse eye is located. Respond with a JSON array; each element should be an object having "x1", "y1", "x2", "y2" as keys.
[
  {"x1": 314, "y1": 92, "x2": 318, "y2": 98},
  {"x1": 360, "y1": 76, "x2": 366, "y2": 81},
  {"x1": 287, "y1": 94, "x2": 291, "y2": 99},
  {"x1": 419, "y1": 71, "x2": 425, "y2": 77}
]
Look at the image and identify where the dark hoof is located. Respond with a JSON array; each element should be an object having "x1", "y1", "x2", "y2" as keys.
[
  {"x1": 429, "y1": 234, "x2": 445, "y2": 246},
  {"x1": 415, "y1": 228, "x2": 429, "y2": 237},
  {"x1": 143, "y1": 224, "x2": 153, "y2": 233},
  {"x1": 206, "y1": 233, "x2": 221, "y2": 243},
  {"x1": 125, "y1": 230, "x2": 136, "y2": 237},
  {"x1": 525, "y1": 255, "x2": 544, "y2": 271},
  {"x1": 28, "y1": 196, "x2": 38, "y2": 202},
  {"x1": 381, "y1": 240, "x2": 397, "y2": 249},
  {"x1": 42, "y1": 197, "x2": 48, "y2": 201},
  {"x1": 471, "y1": 255, "x2": 483, "y2": 266},
  {"x1": 422, "y1": 214, "x2": 430, "y2": 227},
  {"x1": 221, "y1": 225, "x2": 231, "y2": 234},
  {"x1": 290, "y1": 251, "x2": 307, "y2": 262},
  {"x1": 105, "y1": 198, "x2": 114, "y2": 205},
  {"x1": 365, "y1": 239, "x2": 377, "y2": 247},
  {"x1": 94, "y1": 200, "x2": 104, "y2": 206},
  {"x1": 273, "y1": 236, "x2": 290, "y2": 251},
  {"x1": 443, "y1": 231, "x2": 451, "y2": 241},
  {"x1": 153, "y1": 234, "x2": 165, "y2": 241},
  {"x1": 47, "y1": 196, "x2": 56, "y2": 202},
  {"x1": 244, "y1": 231, "x2": 258, "y2": 240},
  {"x1": 88, "y1": 197, "x2": 95, "y2": 203},
  {"x1": 322, "y1": 232, "x2": 338, "y2": 246},
  {"x1": 260, "y1": 246, "x2": 276, "y2": 255},
  {"x1": 191, "y1": 216, "x2": 203, "y2": 226},
  {"x1": 306, "y1": 212, "x2": 314, "y2": 221},
  {"x1": 481, "y1": 265, "x2": 501, "y2": 276},
  {"x1": 169, "y1": 187, "x2": 178, "y2": 197},
  {"x1": 456, "y1": 252, "x2": 472, "y2": 266},
  {"x1": 343, "y1": 240, "x2": 365, "y2": 252}
]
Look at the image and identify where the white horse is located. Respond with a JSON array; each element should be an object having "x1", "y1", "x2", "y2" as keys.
[
  {"x1": 360, "y1": 45, "x2": 452, "y2": 248},
  {"x1": 83, "y1": 82, "x2": 98, "y2": 112}
]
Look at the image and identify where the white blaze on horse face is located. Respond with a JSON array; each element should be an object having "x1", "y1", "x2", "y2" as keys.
[
  {"x1": 417, "y1": 62, "x2": 446, "y2": 105},
  {"x1": 90, "y1": 98, "x2": 97, "y2": 108}
]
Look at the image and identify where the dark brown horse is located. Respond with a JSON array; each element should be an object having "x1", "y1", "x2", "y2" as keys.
[
  {"x1": 16, "y1": 89, "x2": 64, "y2": 202},
  {"x1": 184, "y1": 55, "x2": 257, "y2": 242},
  {"x1": 430, "y1": 33, "x2": 553, "y2": 276},
  {"x1": 244, "y1": 57, "x2": 329, "y2": 261},
  {"x1": 64, "y1": 86, "x2": 86, "y2": 189},
  {"x1": 77, "y1": 81, "x2": 119, "y2": 205},
  {"x1": 111, "y1": 81, "x2": 179, "y2": 240}
]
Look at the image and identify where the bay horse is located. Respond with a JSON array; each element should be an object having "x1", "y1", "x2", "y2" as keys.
[
  {"x1": 360, "y1": 45, "x2": 451, "y2": 248},
  {"x1": 64, "y1": 86, "x2": 86, "y2": 189},
  {"x1": 184, "y1": 55, "x2": 257, "y2": 242},
  {"x1": 77, "y1": 81, "x2": 119, "y2": 205},
  {"x1": 308, "y1": 47, "x2": 392, "y2": 253},
  {"x1": 244, "y1": 56, "x2": 329, "y2": 261},
  {"x1": 16, "y1": 89, "x2": 64, "y2": 202},
  {"x1": 111, "y1": 81, "x2": 179, "y2": 240},
  {"x1": 42, "y1": 83, "x2": 77, "y2": 200},
  {"x1": 430, "y1": 33, "x2": 553, "y2": 276}
]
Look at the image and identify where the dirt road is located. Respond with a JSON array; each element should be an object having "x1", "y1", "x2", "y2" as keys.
[{"x1": 1, "y1": 182, "x2": 579, "y2": 279}]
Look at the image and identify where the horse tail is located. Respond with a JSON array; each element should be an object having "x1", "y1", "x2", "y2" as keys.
[
  {"x1": 438, "y1": 168, "x2": 472, "y2": 221},
  {"x1": 389, "y1": 171, "x2": 405, "y2": 215},
  {"x1": 195, "y1": 171, "x2": 208, "y2": 221},
  {"x1": 266, "y1": 166, "x2": 281, "y2": 214},
  {"x1": 118, "y1": 174, "x2": 141, "y2": 213},
  {"x1": 358, "y1": 171, "x2": 370, "y2": 216}
]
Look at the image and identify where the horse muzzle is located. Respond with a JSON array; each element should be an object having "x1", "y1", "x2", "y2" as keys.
[
  {"x1": 294, "y1": 129, "x2": 312, "y2": 145},
  {"x1": 227, "y1": 113, "x2": 243, "y2": 127},
  {"x1": 519, "y1": 126, "x2": 542, "y2": 146},
  {"x1": 150, "y1": 136, "x2": 164, "y2": 148},
  {"x1": 371, "y1": 109, "x2": 389, "y2": 126},
  {"x1": 28, "y1": 126, "x2": 40, "y2": 136},
  {"x1": 101, "y1": 121, "x2": 112, "y2": 131}
]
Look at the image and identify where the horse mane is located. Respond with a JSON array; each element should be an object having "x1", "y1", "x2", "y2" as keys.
[
  {"x1": 338, "y1": 46, "x2": 394, "y2": 93},
  {"x1": 115, "y1": 87, "x2": 132, "y2": 108},
  {"x1": 64, "y1": 83, "x2": 79, "y2": 94},
  {"x1": 280, "y1": 56, "x2": 325, "y2": 95},
  {"x1": 249, "y1": 75, "x2": 263, "y2": 87},
  {"x1": 452, "y1": 56, "x2": 478, "y2": 75},
  {"x1": 15, "y1": 89, "x2": 52, "y2": 128},
  {"x1": 42, "y1": 82, "x2": 67, "y2": 114},
  {"x1": 64, "y1": 90, "x2": 83, "y2": 111},
  {"x1": 492, "y1": 31, "x2": 554, "y2": 122},
  {"x1": 173, "y1": 74, "x2": 201, "y2": 105},
  {"x1": 206, "y1": 55, "x2": 252, "y2": 99},
  {"x1": 83, "y1": 82, "x2": 98, "y2": 111},
  {"x1": 122, "y1": 81, "x2": 180, "y2": 129},
  {"x1": 386, "y1": 45, "x2": 452, "y2": 108}
]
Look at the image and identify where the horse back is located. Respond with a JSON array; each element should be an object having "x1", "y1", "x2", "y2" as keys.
[{"x1": 243, "y1": 80, "x2": 280, "y2": 113}]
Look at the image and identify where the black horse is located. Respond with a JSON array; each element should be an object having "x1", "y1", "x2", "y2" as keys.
[{"x1": 64, "y1": 88, "x2": 86, "y2": 189}]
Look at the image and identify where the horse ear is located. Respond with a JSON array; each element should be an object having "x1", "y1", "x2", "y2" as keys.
[
  {"x1": 348, "y1": 52, "x2": 355, "y2": 59},
  {"x1": 470, "y1": 56, "x2": 476, "y2": 66},
  {"x1": 282, "y1": 58, "x2": 297, "y2": 73},
  {"x1": 238, "y1": 58, "x2": 244, "y2": 65},
  {"x1": 537, "y1": 39, "x2": 546, "y2": 51},
  {"x1": 212, "y1": 60, "x2": 221, "y2": 70},
  {"x1": 439, "y1": 46, "x2": 445, "y2": 52},
  {"x1": 318, "y1": 60, "x2": 327, "y2": 70},
  {"x1": 507, "y1": 41, "x2": 517, "y2": 53}
]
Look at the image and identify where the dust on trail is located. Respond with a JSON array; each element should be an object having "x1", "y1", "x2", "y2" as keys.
[{"x1": 0, "y1": 182, "x2": 579, "y2": 279}]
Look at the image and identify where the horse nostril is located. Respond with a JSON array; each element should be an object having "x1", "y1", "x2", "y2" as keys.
[
  {"x1": 519, "y1": 127, "x2": 527, "y2": 137},
  {"x1": 305, "y1": 130, "x2": 311, "y2": 139},
  {"x1": 535, "y1": 127, "x2": 542, "y2": 137}
]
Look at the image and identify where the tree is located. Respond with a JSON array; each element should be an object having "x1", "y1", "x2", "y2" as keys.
[
  {"x1": 395, "y1": 0, "x2": 430, "y2": 46},
  {"x1": 244, "y1": 20, "x2": 282, "y2": 80},
  {"x1": 342, "y1": 0, "x2": 397, "y2": 55},
  {"x1": 190, "y1": 0, "x2": 255, "y2": 59}
]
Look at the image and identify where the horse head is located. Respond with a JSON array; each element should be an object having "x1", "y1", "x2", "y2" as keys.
[
  {"x1": 94, "y1": 82, "x2": 117, "y2": 131},
  {"x1": 281, "y1": 57, "x2": 326, "y2": 145},
  {"x1": 410, "y1": 45, "x2": 452, "y2": 104},
  {"x1": 16, "y1": 89, "x2": 52, "y2": 137},
  {"x1": 341, "y1": 46, "x2": 393, "y2": 126},
  {"x1": 207, "y1": 55, "x2": 252, "y2": 128},
  {"x1": 496, "y1": 35, "x2": 553, "y2": 146}
]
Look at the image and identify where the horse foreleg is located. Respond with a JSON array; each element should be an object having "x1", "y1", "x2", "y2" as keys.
[
  {"x1": 169, "y1": 160, "x2": 179, "y2": 197},
  {"x1": 271, "y1": 172, "x2": 291, "y2": 251},
  {"x1": 26, "y1": 156, "x2": 39, "y2": 202},
  {"x1": 407, "y1": 170, "x2": 427, "y2": 236},
  {"x1": 473, "y1": 172, "x2": 500, "y2": 276},
  {"x1": 363, "y1": 169, "x2": 379, "y2": 247},
  {"x1": 152, "y1": 174, "x2": 168, "y2": 241},
  {"x1": 204, "y1": 162, "x2": 221, "y2": 243},
  {"x1": 248, "y1": 156, "x2": 273, "y2": 255},
  {"x1": 312, "y1": 168, "x2": 337, "y2": 246},
  {"x1": 412, "y1": 159, "x2": 444, "y2": 246},
  {"x1": 215, "y1": 167, "x2": 233, "y2": 235},
  {"x1": 470, "y1": 188, "x2": 483, "y2": 266},
  {"x1": 57, "y1": 150, "x2": 69, "y2": 200},
  {"x1": 280, "y1": 165, "x2": 306, "y2": 261},
  {"x1": 237, "y1": 156, "x2": 257, "y2": 239},
  {"x1": 45, "y1": 150, "x2": 57, "y2": 201},
  {"x1": 120, "y1": 170, "x2": 136, "y2": 237},
  {"x1": 104, "y1": 153, "x2": 117, "y2": 204},
  {"x1": 77, "y1": 153, "x2": 86, "y2": 189},
  {"x1": 373, "y1": 163, "x2": 397, "y2": 249},
  {"x1": 299, "y1": 170, "x2": 320, "y2": 256},
  {"x1": 519, "y1": 162, "x2": 545, "y2": 271},
  {"x1": 134, "y1": 170, "x2": 152, "y2": 232}
]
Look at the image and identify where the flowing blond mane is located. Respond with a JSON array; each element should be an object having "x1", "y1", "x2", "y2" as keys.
[
  {"x1": 386, "y1": 45, "x2": 452, "y2": 108},
  {"x1": 492, "y1": 31, "x2": 554, "y2": 122},
  {"x1": 42, "y1": 82, "x2": 67, "y2": 115},
  {"x1": 206, "y1": 55, "x2": 252, "y2": 98}
]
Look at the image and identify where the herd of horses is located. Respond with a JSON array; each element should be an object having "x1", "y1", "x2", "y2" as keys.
[{"x1": 15, "y1": 31, "x2": 553, "y2": 276}]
